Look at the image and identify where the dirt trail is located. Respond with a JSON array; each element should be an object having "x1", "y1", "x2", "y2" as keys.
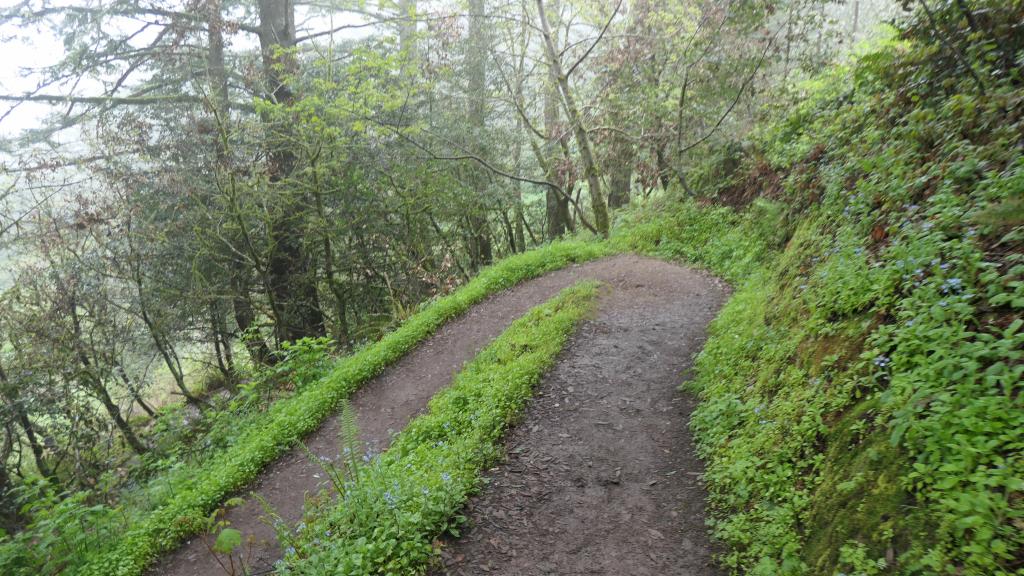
[
  {"x1": 155, "y1": 255, "x2": 727, "y2": 576},
  {"x1": 431, "y1": 257, "x2": 729, "y2": 576}
]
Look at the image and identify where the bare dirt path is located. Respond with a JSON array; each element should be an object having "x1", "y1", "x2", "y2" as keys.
[
  {"x1": 430, "y1": 257, "x2": 729, "y2": 576},
  {"x1": 155, "y1": 254, "x2": 727, "y2": 576}
]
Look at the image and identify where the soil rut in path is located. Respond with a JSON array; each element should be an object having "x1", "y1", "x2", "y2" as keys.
[
  {"x1": 157, "y1": 254, "x2": 723, "y2": 576},
  {"x1": 432, "y1": 258, "x2": 729, "y2": 576}
]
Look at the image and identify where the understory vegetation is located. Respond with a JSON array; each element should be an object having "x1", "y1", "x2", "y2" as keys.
[{"x1": 673, "y1": 7, "x2": 1023, "y2": 575}]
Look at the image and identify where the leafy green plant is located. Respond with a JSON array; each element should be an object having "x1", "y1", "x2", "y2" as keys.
[
  {"x1": 272, "y1": 337, "x2": 337, "y2": 391},
  {"x1": 0, "y1": 480, "x2": 127, "y2": 576},
  {"x1": 200, "y1": 497, "x2": 250, "y2": 576}
]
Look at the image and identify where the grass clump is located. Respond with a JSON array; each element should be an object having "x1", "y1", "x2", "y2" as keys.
[
  {"x1": 275, "y1": 281, "x2": 600, "y2": 575},
  {"x1": 32, "y1": 241, "x2": 608, "y2": 576}
]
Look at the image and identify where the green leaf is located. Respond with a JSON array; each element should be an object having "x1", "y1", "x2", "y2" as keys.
[{"x1": 212, "y1": 528, "x2": 242, "y2": 555}]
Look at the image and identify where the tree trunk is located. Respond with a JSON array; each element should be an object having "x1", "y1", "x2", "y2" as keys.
[
  {"x1": 210, "y1": 302, "x2": 236, "y2": 381},
  {"x1": 126, "y1": 232, "x2": 203, "y2": 408},
  {"x1": 541, "y1": 1, "x2": 570, "y2": 239},
  {"x1": 68, "y1": 301, "x2": 146, "y2": 455},
  {"x1": 95, "y1": 382, "x2": 147, "y2": 455},
  {"x1": 398, "y1": 0, "x2": 418, "y2": 65},
  {"x1": 466, "y1": 0, "x2": 492, "y2": 266},
  {"x1": 258, "y1": 0, "x2": 326, "y2": 343},
  {"x1": 655, "y1": 142, "x2": 671, "y2": 192},
  {"x1": 536, "y1": 0, "x2": 609, "y2": 237},
  {"x1": 231, "y1": 267, "x2": 272, "y2": 365},
  {"x1": 117, "y1": 364, "x2": 157, "y2": 418},
  {"x1": 0, "y1": 362, "x2": 51, "y2": 478},
  {"x1": 206, "y1": 0, "x2": 229, "y2": 122},
  {"x1": 312, "y1": 166, "x2": 350, "y2": 346},
  {"x1": 607, "y1": 134, "x2": 633, "y2": 208}
]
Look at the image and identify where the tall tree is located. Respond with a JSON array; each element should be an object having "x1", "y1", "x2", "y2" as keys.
[
  {"x1": 535, "y1": 0, "x2": 613, "y2": 237},
  {"x1": 257, "y1": 0, "x2": 327, "y2": 342}
]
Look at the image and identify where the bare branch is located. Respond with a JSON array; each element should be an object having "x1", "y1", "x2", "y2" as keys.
[{"x1": 564, "y1": 0, "x2": 623, "y2": 79}]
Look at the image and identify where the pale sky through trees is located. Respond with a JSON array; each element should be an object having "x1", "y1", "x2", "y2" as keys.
[
  {"x1": 0, "y1": 0, "x2": 65, "y2": 137},
  {"x1": 0, "y1": 0, "x2": 373, "y2": 139}
]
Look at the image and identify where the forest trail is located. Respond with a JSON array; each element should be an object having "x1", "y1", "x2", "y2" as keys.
[
  {"x1": 155, "y1": 255, "x2": 728, "y2": 576},
  {"x1": 431, "y1": 256, "x2": 728, "y2": 575}
]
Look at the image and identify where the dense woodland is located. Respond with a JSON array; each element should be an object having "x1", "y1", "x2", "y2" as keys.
[{"x1": 0, "y1": 0, "x2": 1020, "y2": 575}]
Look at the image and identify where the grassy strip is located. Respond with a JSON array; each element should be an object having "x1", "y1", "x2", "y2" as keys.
[
  {"x1": 276, "y1": 281, "x2": 600, "y2": 575},
  {"x1": 72, "y1": 241, "x2": 609, "y2": 576}
]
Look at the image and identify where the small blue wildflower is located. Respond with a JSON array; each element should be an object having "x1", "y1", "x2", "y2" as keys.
[
  {"x1": 873, "y1": 355, "x2": 891, "y2": 368},
  {"x1": 285, "y1": 546, "x2": 297, "y2": 557},
  {"x1": 441, "y1": 472, "x2": 451, "y2": 483},
  {"x1": 906, "y1": 319, "x2": 914, "y2": 327},
  {"x1": 941, "y1": 278, "x2": 963, "y2": 294},
  {"x1": 383, "y1": 490, "x2": 397, "y2": 508}
]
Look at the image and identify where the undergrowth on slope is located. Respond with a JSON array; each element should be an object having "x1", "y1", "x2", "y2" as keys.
[
  {"x1": 0, "y1": 241, "x2": 609, "y2": 576},
  {"x1": 276, "y1": 281, "x2": 600, "y2": 575},
  {"x1": 684, "y1": 24, "x2": 1023, "y2": 576},
  {"x1": 610, "y1": 197, "x2": 787, "y2": 283}
]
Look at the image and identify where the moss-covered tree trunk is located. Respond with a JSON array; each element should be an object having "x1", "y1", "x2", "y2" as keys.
[
  {"x1": 536, "y1": 0, "x2": 609, "y2": 237},
  {"x1": 257, "y1": 0, "x2": 326, "y2": 343}
]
